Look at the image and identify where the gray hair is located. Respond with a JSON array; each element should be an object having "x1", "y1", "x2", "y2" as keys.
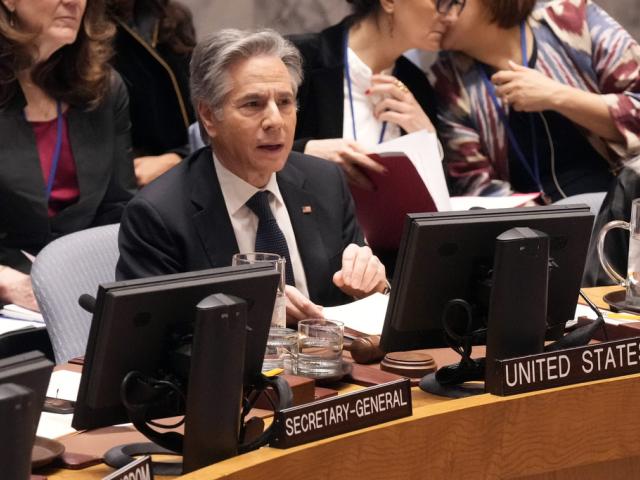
[{"x1": 190, "y1": 28, "x2": 304, "y2": 144}]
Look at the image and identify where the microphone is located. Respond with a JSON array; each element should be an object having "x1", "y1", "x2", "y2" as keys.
[{"x1": 78, "y1": 294, "x2": 96, "y2": 314}]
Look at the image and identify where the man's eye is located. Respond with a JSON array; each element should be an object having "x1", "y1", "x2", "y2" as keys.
[
  {"x1": 243, "y1": 101, "x2": 260, "y2": 108},
  {"x1": 278, "y1": 98, "x2": 294, "y2": 108}
]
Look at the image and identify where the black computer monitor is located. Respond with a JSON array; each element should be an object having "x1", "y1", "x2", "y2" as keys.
[
  {"x1": 72, "y1": 264, "x2": 280, "y2": 431},
  {"x1": 0, "y1": 350, "x2": 54, "y2": 425},
  {"x1": 380, "y1": 205, "x2": 594, "y2": 352},
  {"x1": 0, "y1": 351, "x2": 54, "y2": 479}
]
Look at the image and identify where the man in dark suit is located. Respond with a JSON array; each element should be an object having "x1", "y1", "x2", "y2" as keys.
[{"x1": 116, "y1": 29, "x2": 388, "y2": 321}]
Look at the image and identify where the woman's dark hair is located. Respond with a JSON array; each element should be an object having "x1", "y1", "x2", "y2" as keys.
[
  {"x1": 346, "y1": 0, "x2": 382, "y2": 23},
  {"x1": 481, "y1": 0, "x2": 536, "y2": 28},
  {"x1": 0, "y1": 0, "x2": 115, "y2": 109},
  {"x1": 108, "y1": 0, "x2": 196, "y2": 55}
]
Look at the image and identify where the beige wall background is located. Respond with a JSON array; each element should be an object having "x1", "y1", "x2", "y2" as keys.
[
  {"x1": 180, "y1": 0, "x2": 639, "y2": 41},
  {"x1": 181, "y1": 0, "x2": 350, "y2": 37}
]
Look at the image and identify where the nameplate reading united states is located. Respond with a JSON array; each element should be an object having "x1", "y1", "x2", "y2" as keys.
[
  {"x1": 486, "y1": 336, "x2": 640, "y2": 396},
  {"x1": 271, "y1": 378, "x2": 412, "y2": 448}
]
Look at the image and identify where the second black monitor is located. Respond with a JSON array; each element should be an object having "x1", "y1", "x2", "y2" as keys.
[{"x1": 380, "y1": 205, "x2": 594, "y2": 352}]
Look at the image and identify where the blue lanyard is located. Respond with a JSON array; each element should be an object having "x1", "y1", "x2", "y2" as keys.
[
  {"x1": 478, "y1": 22, "x2": 544, "y2": 194},
  {"x1": 343, "y1": 30, "x2": 388, "y2": 144},
  {"x1": 44, "y1": 101, "x2": 64, "y2": 201}
]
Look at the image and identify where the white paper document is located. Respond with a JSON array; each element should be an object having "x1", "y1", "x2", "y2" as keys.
[
  {"x1": 371, "y1": 130, "x2": 451, "y2": 211},
  {"x1": 370, "y1": 130, "x2": 542, "y2": 214},
  {"x1": 36, "y1": 412, "x2": 76, "y2": 439},
  {"x1": 46, "y1": 369, "x2": 82, "y2": 402},
  {"x1": 0, "y1": 303, "x2": 44, "y2": 323},
  {"x1": 449, "y1": 192, "x2": 540, "y2": 211},
  {"x1": 36, "y1": 370, "x2": 83, "y2": 439},
  {"x1": 0, "y1": 317, "x2": 45, "y2": 335},
  {"x1": 323, "y1": 292, "x2": 389, "y2": 336}
]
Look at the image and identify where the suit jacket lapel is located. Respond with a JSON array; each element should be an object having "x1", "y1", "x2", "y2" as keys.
[
  {"x1": 0, "y1": 99, "x2": 50, "y2": 240},
  {"x1": 277, "y1": 159, "x2": 330, "y2": 303},
  {"x1": 189, "y1": 148, "x2": 239, "y2": 267}
]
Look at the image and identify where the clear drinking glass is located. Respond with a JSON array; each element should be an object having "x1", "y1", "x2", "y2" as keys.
[
  {"x1": 232, "y1": 252, "x2": 286, "y2": 328},
  {"x1": 262, "y1": 327, "x2": 298, "y2": 374},
  {"x1": 297, "y1": 319, "x2": 344, "y2": 378},
  {"x1": 597, "y1": 198, "x2": 640, "y2": 307}
]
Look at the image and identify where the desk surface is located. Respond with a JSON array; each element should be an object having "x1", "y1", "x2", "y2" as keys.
[
  {"x1": 178, "y1": 374, "x2": 640, "y2": 480},
  {"x1": 45, "y1": 287, "x2": 640, "y2": 480},
  {"x1": 43, "y1": 372, "x2": 640, "y2": 480}
]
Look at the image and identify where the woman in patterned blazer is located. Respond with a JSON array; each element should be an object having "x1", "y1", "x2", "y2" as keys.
[{"x1": 430, "y1": 0, "x2": 640, "y2": 201}]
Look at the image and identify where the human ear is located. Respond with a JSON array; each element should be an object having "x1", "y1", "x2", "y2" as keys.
[
  {"x1": 379, "y1": 0, "x2": 396, "y2": 15},
  {"x1": 197, "y1": 102, "x2": 219, "y2": 140}
]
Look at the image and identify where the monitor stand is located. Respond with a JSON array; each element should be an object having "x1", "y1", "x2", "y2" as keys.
[
  {"x1": 418, "y1": 294, "x2": 487, "y2": 398},
  {"x1": 113, "y1": 293, "x2": 248, "y2": 476},
  {"x1": 419, "y1": 351, "x2": 486, "y2": 399}
]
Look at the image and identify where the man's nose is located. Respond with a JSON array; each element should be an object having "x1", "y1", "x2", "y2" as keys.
[{"x1": 262, "y1": 101, "x2": 284, "y2": 129}]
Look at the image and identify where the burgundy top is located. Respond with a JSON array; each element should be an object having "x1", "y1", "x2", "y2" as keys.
[{"x1": 31, "y1": 111, "x2": 79, "y2": 217}]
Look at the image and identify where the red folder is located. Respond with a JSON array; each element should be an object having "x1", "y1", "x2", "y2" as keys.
[{"x1": 349, "y1": 152, "x2": 436, "y2": 251}]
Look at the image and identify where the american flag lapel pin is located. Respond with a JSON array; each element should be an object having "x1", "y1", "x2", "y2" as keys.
[{"x1": 302, "y1": 205, "x2": 312, "y2": 214}]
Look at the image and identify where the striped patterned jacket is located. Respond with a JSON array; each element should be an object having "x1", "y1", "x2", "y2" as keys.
[{"x1": 429, "y1": 0, "x2": 640, "y2": 195}]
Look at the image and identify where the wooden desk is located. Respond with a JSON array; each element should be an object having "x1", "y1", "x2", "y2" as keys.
[
  {"x1": 46, "y1": 287, "x2": 638, "y2": 479},
  {"x1": 46, "y1": 371, "x2": 640, "y2": 480},
  {"x1": 579, "y1": 285, "x2": 622, "y2": 310}
]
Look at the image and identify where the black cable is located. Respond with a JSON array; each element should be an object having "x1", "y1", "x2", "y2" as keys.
[
  {"x1": 436, "y1": 299, "x2": 486, "y2": 385},
  {"x1": 579, "y1": 289, "x2": 609, "y2": 341}
]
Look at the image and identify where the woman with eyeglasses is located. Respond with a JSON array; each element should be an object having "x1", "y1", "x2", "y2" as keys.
[
  {"x1": 430, "y1": 0, "x2": 640, "y2": 202},
  {"x1": 290, "y1": 0, "x2": 463, "y2": 191}
]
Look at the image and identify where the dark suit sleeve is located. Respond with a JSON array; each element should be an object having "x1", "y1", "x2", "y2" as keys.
[
  {"x1": 0, "y1": 248, "x2": 32, "y2": 274},
  {"x1": 94, "y1": 73, "x2": 137, "y2": 226},
  {"x1": 116, "y1": 195, "x2": 182, "y2": 280}
]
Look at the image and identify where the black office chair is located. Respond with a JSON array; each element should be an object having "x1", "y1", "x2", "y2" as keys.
[{"x1": 0, "y1": 327, "x2": 55, "y2": 363}]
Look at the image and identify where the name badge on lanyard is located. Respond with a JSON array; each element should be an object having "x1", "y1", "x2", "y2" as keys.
[{"x1": 44, "y1": 101, "x2": 64, "y2": 202}]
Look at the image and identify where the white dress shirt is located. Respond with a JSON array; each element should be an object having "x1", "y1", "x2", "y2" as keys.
[
  {"x1": 342, "y1": 47, "x2": 401, "y2": 148},
  {"x1": 212, "y1": 153, "x2": 310, "y2": 299}
]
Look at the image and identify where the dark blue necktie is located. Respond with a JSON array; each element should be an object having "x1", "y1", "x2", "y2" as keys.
[{"x1": 246, "y1": 190, "x2": 295, "y2": 285}]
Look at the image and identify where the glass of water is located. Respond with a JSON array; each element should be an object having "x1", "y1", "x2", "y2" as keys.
[
  {"x1": 263, "y1": 327, "x2": 298, "y2": 374},
  {"x1": 232, "y1": 252, "x2": 286, "y2": 327},
  {"x1": 297, "y1": 319, "x2": 344, "y2": 378}
]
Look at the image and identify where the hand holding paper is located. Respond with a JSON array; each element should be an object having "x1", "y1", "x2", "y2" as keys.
[{"x1": 304, "y1": 138, "x2": 385, "y2": 190}]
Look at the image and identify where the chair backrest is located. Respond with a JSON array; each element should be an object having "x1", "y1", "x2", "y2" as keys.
[{"x1": 31, "y1": 224, "x2": 120, "y2": 364}]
